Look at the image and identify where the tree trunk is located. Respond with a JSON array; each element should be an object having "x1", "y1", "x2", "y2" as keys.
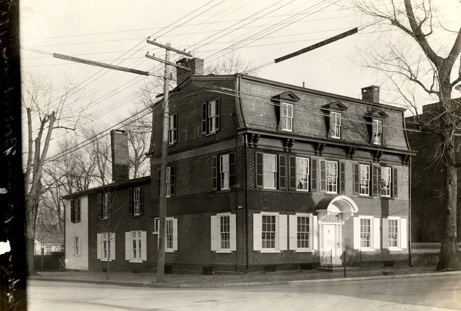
[
  {"x1": 437, "y1": 162, "x2": 460, "y2": 270},
  {"x1": 25, "y1": 195, "x2": 40, "y2": 275}
]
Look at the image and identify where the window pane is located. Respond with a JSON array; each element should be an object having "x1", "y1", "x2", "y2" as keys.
[{"x1": 262, "y1": 215, "x2": 276, "y2": 249}]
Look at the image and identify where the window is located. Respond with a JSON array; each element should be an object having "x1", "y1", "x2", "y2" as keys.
[
  {"x1": 381, "y1": 167, "x2": 391, "y2": 197},
  {"x1": 212, "y1": 153, "x2": 235, "y2": 191},
  {"x1": 168, "y1": 113, "x2": 177, "y2": 145},
  {"x1": 125, "y1": 231, "x2": 146, "y2": 262},
  {"x1": 129, "y1": 187, "x2": 143, "y2": 216},
  {"x1": 211, "y1": 213, "x2": 237, "y2": 252},
  {"x1": 296, "y1": 157, "x2": 309, "y2": 191},
  {"x1": 158, "y1": 166, "x2": 175, "y2": 197},
  {"x1": 372, "y1": 119, "x2": 383, "y2": 145},
  {"x1": 359, "y1": 165, "x2": 370, "y2": 196},
  {"x1": 97, "y1": 232, "x2": 115, "y2": 261},
  {"x1": 253, "y1": 213, "x2": 287, "y2": 253},
  {"x1": 353, "y1": 216, "x2": 380, "y2": 251},
  {"x1": 153, "y1": 218, "x2": 178, "y2": 252},
  {"x1": 98, "y1": 193, "x2": 110, "y2": 220},
  {"x1": 202, "y1": 99, "x2": 220, "y2": 135},
  {"x1": 73, "y1": 237, "x2": 81, "y2": 256},
  {"x1": 70, "y1": 198, "x2": 81, "y2": 223},
  {"x1": 280, "y1": 103, "x2": 293, "y2": 131},
  {"x1": 263, "y1": 154, "x2": 277, "y2": 189},
  {"x1": 382, "y1": 217, "x2": 407, "y2": 250},
  {"x1": 326, "y1": 161, "x2": 338, "y2": 193},
  {"x1": 330, "y1": 112, "x2": 341, "y2": 138},
  {"x1": 289, "y1": 214, "x2": 318, "y2": 252}
]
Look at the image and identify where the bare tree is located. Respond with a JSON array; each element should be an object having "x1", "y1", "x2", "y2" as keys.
[
  {"x1": 349, "y1": 0, "x2": 461, "y2": 270},
  {"x1": 22, "y1": 73, "x2": 85, "y2": 275},
  {"x1": 205, "y1": 52, "x2": 259, "y2": 75}
]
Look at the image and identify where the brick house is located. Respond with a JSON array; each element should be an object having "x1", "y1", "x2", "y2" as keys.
[
  {"x1": 64, "y1": 59, "x2": 414, "y2": 272},
  {"x1": 406, "y1": 100, "x2": 461, "y2": 243},
  {"x1": 147, "y1": 58, "x2": 414, "y2": 272}
]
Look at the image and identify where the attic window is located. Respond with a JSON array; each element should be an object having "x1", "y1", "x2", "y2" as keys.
[
  {"x1": 364, "y1": 109, "x2": 388, "y2": 146},
  {"x1": 321, "y1": 101, "x2": 348, "y2": 139},
  {"x1": 271, "y1": 91, "x2": 300, "y2": 132}
]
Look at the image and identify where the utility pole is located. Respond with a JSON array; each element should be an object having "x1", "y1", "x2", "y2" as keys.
[{"x1": 145, "y1": 40, "x2": 191, "y2": 282}]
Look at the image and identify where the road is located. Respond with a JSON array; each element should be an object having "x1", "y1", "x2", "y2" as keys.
[{"x1": 28, "y1": 274, "x2": 461, "y2": 311}]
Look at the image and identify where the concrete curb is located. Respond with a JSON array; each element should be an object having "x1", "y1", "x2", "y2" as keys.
[{"x1": 29, "y1": 270, "x2": 461, "y2": 289}]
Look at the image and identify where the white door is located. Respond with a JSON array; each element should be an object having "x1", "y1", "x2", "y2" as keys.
[{"x1": 323, "y1": 224, "x2": 341, "y2": 265}]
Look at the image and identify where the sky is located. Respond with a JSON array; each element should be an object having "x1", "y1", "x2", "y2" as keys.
[{"x1": 20, "y1": 0, "x2": 461, "y2": 152}]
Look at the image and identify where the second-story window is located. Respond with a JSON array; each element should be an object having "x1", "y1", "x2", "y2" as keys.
[
  {"x1": 212, "y1": 153, "x2": 235, "y2": 191},
  {"x1": 280, "y1": 103, "x2": 293, "y2": 131},
  {"x1": 373, "y1": 119, "x2": 383, "y2": 145},
  {"x1": 168, "y1": 113, "x2": 177, "y2": 145},
  {"x1": 381, "y1": 167, "x2": 392, "y2": 197},
  {"x1": 263, "y1": 154, "x2": 277, "y2": 189},
  {"x1": 359, "y1": 165, "x2": 370, "y2": 196},
  {"x1": 296, "y1": 157, "x2": 309, "y2": 191},
  {"x1": 129, "y1": 186, "x2": 144, "y2": 216},
  {"x1": 202, "y1": 99, "x2": 220, "y2": 135},
  {"x1": 98, "y1": 193, "x2": 110, "y2": 220},
  {"x1": 326, "y1": 161, "x2": 338, "y2": 193},
  {"x1": 71, "y1": 198, "x2": 81, "y2": 223},
  {"x1": 158, "y1": 166, "x2": 175, "y2": 198},
  {"x1": 330, "y1": 112, "x2": 341, "y2": 139}
]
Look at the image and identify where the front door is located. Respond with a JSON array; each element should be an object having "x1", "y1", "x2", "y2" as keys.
[{"x1": 323, "y1": 224, "x2": 341, "y2": 265}]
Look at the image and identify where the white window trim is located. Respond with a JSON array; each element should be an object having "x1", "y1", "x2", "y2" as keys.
[
  {"x1": 97, "y1": 232, "x2": 115, "y2": 262},
  {"x1": 354, "y1": 216, "x2": 380, "y2": 251},
  {"x1": 133, "y1": 187, "x2": 141, "y2": 216},
  {"x1": 384, "y1": 217, "x2": 407, "y2": 251},
  {"x1": 208, "y1": 100, "x2": 218, "y2": 134},
  {"x1": 281, "y1": 103, "x2": 293, "y2": 132},
  {"x1": 381, "y1": 167, "x2": 392, "y2": 197},
  {"x1": 168, "y1": 113, "x2": 177, "y2": 145},
  {"x1": 125, "y1": 230, "x2": 147, "y2": 263},
  {"x1": 253, "y1": 212, "x2": 287, "y2": 253},
  {"x1": 326, "y1": 161, "x2": 338, "y2": 194},
  {"x1": 73, "y1": 236, "x2": 81, "y2": 256},
  {"x1": 153, "y1": 217, "x2": 178, "y2": 253},
  {"x1": 289, "y1": 213, "x2": 317, "y2": 252},
  {"x1": 211, "y1": 213, "x2": 236, "y2": 253},
  {"x1": 220, "y1": 154, "x2": 230, "y2": 190},
  {"x1": 263, "y1": 154, "x2": 277, "y2": 190},
  {"x1": 373, "y1": 119, "x2": 383, "y2": 145},
  {"x1": 296, "y1": 157, "x2": 309, "y2": 192},
  {"x1": 359, "y1": 164, "x2": 370, "y2": 196},
  {"x1": 102, "y1": 193, "x2": 109, "y2": 219},
  {"x1": 330, "y1": 112, "x2": 341, "y2": 139}
]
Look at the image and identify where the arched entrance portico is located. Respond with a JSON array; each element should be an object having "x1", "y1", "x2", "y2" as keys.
[{"x1": 315, "y1": 196, "x2": 359, "y2": 266}]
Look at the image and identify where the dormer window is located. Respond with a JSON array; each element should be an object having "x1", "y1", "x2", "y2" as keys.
[
  {"x1": 330, "y1": 112, "x2": 341, "y2": 139},
  {"x1": 281, "y1": 103, "x2": 293, "y2": 131},
  {"x1": 271, "y1": 91, "x2": 300, "y2": 132},
  {"x1": 372, "y1": 119, "x2": 383, "y2": 145},
  {"x1": 321, "y1": 100, "x2": 347, "y2": 139}
]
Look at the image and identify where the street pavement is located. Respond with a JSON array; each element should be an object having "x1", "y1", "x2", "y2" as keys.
[
  {"x1": 27, "y1": 273, "x2": 461, "y2": 311},
  {"x1": 28, "y1": 264, "x2": 461, "y2": 288}
]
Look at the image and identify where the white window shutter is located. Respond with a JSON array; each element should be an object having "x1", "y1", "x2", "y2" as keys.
[
  {"x1": 382, "y1": 218, "x2": 389, "y2": 249},
  {"x1": 353, "y1": 217, "x2": 360, "y2": 249},
  {"x1": 97, "y1": 233, "x2": 101, "y2": 260},
  {"x1": 279, "y1": 215, "x2": 288, "y2": 251},
  {"x1": 210, "y1": 216, "x2": 218, "y2": 251},
  {"x1": 400, "y1": 218, "x2": 407, "y2": 249},
  {"x1": 373, "y1": 218, "x2": 381, "y2": 250},
  {"x1": 125, "y1": 232, "x2": 131, "y2": 261},
  {"x1": 141, "y1": 231, "x2": 147, "y2": 261},
  {"x1": 313, "y1": 215, "x2": 318, "y2": 251},
  {"x1": 230, "y1": 214, "x2": 237, "y2": 251},
  {"x1": 289, "y1": 215, "x2": 297, "y2": 250},
  {"x1": 110, "y1": 233, "x2": 116, "y2": 260},
  {"x1": 253, "y1": 214, "x2": 262, "y2": 251},
  {"x1": 172, "y1": 218, "x2": 178, "y2": 251}
]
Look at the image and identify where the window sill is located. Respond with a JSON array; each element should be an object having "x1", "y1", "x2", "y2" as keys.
[
  {"x1": 131, "y1": 215, "x2": 143, "y2": 218},
  {"x1": 294, "y1": 249, "x2": 314, "y2": 253},
  {"x1": 215, "y1": 249, "x2": 232, "y2": 254},
  {"x1": 357, "y1": 248, "x2": 376, "y2": 252},
  {"x1": 216, "y1": 189, "x2": 231, "y2": 193},
  {"x1": 259, "y1": 249, "x2": 281, "y2": 253},
  {"x1": 387, "y1": 248, "x2": 403, "y2": 252},
  {"x1": 129, "y1": 259, "x2": 143, "y2": 263},
  {"x1": 99, "y1": 259, "x2": 114, "y2": 262},
  {"x1": 165, "y1": 249, "x2": 175, "y2": 253}
]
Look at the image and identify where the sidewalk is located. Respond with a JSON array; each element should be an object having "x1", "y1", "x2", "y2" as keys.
[{"x1": 28, "y1": 265, "x2": 461, "y2": 288}]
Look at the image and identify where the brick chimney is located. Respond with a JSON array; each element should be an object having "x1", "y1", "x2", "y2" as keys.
[
  {"x1": 361, "y1": 86, "x2": 380, "y2": 103},
  {"x1": 110, "y1": 129, "x2": 129, "y2": 182},
  {"x1": 176, "y1": 57, "x2": 204, "y2": 86}
]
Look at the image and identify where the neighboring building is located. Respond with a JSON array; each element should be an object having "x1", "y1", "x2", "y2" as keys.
[
  {"x1": 406, "y1": 100, "x2": 461, "y2": 243},
  {"x1": 34, "y1": 225, "x2": 64, "y2": 255},
  {"x1": 64, "y1": 60, "x2": 414, "y2": 272}
]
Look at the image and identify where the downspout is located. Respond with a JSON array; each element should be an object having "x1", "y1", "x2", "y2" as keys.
[
  {"x1": 409, "y1": 156, "x2": 412, "y2": 266},
  {"x1": 234, "y1": 74, "x2": 249, "y2": 273}
]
